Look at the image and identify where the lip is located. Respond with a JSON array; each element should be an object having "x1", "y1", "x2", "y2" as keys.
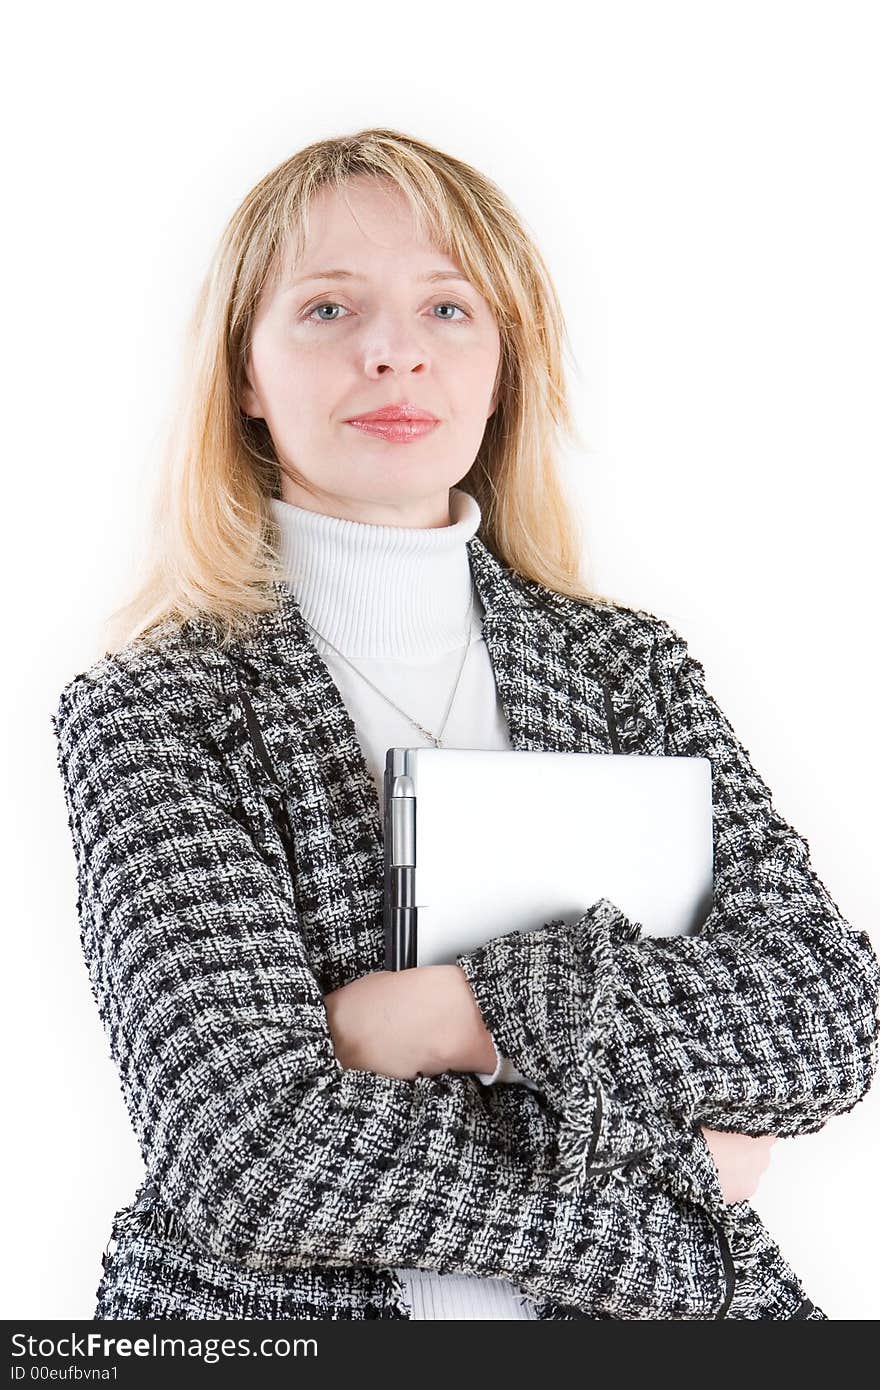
[
  {"x1": 345, "y1": 418, "x2": 440, "y2": 443},
  {"x1": 344, "y1": 402, "x2": 440, "y2": 423}
]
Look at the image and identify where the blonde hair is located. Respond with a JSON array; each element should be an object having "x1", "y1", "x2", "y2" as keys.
[{"x1": 104, "y1": 126, "x2": 621, "y2": 655}]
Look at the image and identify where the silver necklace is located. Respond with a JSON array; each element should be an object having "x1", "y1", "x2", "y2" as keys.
[{"x1": 300, "y1": 583, "x2": 478, "y2": 748}]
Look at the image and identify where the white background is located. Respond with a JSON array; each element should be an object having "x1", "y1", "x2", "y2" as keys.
[{"x1": 3, "y1": 0, "x2": 878, "y2": 1320}]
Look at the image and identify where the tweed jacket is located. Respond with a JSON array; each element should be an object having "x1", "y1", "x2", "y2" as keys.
[{"x1": 51, "y1": 532, "x2": 880, "y2": 1320}]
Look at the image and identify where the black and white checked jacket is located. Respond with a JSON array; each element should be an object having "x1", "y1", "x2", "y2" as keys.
[{"x1": 51, "y1": 533, "x2": 880, "y2": 1320}]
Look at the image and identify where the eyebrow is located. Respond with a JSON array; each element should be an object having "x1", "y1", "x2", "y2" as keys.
[{"x1": 287, "y1": 268, "x2": 473, "y2": 287}]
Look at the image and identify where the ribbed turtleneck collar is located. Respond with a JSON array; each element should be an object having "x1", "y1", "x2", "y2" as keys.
[{"x1": 267, "y1": 485, "x2": 483, "y2": 659}]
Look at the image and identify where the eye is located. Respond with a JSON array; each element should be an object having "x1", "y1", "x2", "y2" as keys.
[
  {"x1": 431, "y1": 301, "x2": 471, "y2": 321},
  {"x1": 304, "y1": 302, "x2": 350, "y2": 322}
]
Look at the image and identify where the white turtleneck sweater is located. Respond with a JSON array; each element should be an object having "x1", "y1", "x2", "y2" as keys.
[{"x1": 268, "y1": 485, "x2": 541, "y2": 1320}]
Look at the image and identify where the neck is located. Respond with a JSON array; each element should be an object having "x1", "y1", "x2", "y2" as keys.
[{"x1": 267, "y1": 485, "x2": 483, "y2": 659}]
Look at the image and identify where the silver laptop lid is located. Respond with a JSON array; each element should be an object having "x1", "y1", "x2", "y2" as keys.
[{"x1": 384, "y1": 746, "x2": 713, "y2": 968}]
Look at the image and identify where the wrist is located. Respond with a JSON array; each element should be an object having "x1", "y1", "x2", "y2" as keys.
[{"x1": 436, "y1": 964, "x2": 497, "y2": 1073}]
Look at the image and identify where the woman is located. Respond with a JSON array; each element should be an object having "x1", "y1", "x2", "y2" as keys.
[{"x1": 52, "y1": 128, "x2": 879, "y2": 1320}]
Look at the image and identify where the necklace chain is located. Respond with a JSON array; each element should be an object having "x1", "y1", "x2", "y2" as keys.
[{"x1": 299, "y1": 583, "x2": 478, "y2": 748}]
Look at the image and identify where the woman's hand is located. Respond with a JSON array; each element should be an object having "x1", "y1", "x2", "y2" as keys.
[
  {"x1": 699, "y1": 1126, "x2": 779, "y2": 1204},
  {"x1": 324, "y1": 964, "x2": 493, "y2": 1080}
]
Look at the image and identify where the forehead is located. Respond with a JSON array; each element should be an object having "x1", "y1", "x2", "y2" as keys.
[{"x1": 280, "y1": 178, "x2": 457, "y2": 278}]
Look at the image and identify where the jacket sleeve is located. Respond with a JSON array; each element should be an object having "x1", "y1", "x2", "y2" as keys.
[
  {"x1": 51, "y1": 655, "x2": 738, "y2": 1319},
  {"x1": 455, "y1": 616, "x2": 880, "y2": 1183}
]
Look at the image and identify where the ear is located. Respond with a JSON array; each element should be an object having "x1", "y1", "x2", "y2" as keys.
[{"x1": 239, "y1": 364, "x2": 263, "y2": 420}]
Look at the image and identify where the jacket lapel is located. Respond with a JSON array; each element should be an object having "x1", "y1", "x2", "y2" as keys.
[{"x1": 230, "y1": 535, "x2": 624, "y2": 788}]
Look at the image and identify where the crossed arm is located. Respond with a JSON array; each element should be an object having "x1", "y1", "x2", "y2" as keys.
[
  {"x1": 323, "y1": 954, "x2": 777, "y2": 1205},
  {"x1": 324, "y1": 614, "x2": 880, "y2": 1203}
]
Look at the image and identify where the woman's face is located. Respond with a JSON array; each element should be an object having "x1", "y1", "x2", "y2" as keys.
[{"x1": 240, "y1": 176, "x2": 502, "y2": 527}]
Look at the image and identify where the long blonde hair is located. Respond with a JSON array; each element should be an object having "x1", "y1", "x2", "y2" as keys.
[{"x1": 104, "y1": 126, "x2": 621, "y2": 655}]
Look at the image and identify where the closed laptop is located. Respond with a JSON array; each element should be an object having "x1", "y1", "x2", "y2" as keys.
[{"x1": 383, "y1": 746, "x2": 714, "y2": 969}]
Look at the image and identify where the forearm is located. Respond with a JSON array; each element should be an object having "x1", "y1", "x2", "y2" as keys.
[
  {"x1": 324, "y1": 964, "x2": 498, "y2": 1078},
  {"x1": 180, "y1": 1065, "x2": 731, "y2": 1319}
]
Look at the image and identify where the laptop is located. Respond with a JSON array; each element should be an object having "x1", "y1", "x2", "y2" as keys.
[{"x1": 383, "y1": 747, "x2": 714, "y2": 970}]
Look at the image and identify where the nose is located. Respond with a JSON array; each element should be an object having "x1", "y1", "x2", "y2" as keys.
[{"x1": 361, "y1": 313, "x2": 430, "y2": 378}]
